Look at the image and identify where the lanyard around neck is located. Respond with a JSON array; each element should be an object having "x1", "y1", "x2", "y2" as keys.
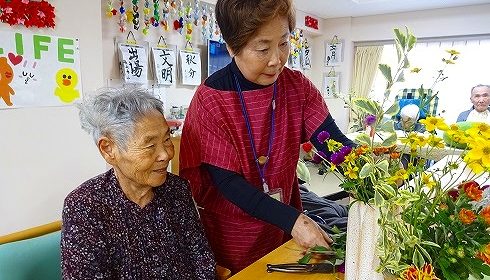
[{"x1": 233, "y1": 74, "x2": 277, "y2": 193}]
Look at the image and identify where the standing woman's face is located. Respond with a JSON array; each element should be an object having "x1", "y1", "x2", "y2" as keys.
[{"x1": 231, "y1": 16, "x2": 290, "y2": 86}]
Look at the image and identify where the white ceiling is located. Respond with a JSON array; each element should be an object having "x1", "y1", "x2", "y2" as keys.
[{"x1": 293, "y1": 0, "x2": 490, "y2": 19}]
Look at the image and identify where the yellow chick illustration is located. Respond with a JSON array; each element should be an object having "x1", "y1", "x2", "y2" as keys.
[{"x1": 54, "y1": 68, "x2": 80, "y2": 103}]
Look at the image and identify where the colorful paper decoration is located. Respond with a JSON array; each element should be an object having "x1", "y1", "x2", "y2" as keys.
[
  {"x1": 305, "y1": 15, "x2": 318, "y2": 30},
  {"x1": 104, "y1": 0, "x2": 222, "y2": 42},
  {"x1": 118, "y1": 0, "x2": 127, "y2": 32},
  {"x1": 131, "y1": 0, "x2": 140, "y2": 30},
  {"x1": 0, "y1": 0, "x2": 55, "y2": 28}
]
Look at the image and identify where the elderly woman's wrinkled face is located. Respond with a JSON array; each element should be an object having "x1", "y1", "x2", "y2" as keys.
[
  {"x1": 112, "y1": 110, "x2": 174, "y2": 189},
  {"x1": 232, "y1": 16, "x2": 290, "y2": 86},
  {"x1": 470, "y1": 86, "x2": 490, "y2": 113}
]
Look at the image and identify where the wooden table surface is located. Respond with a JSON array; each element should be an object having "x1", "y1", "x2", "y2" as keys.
[{"x1": 229, "y1": 240, "x2": 344, "y2": 280}]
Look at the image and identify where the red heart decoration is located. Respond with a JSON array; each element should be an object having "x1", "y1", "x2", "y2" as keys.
[{"x1": 8, "y1": 53, "x2": 23, "y2": 65}]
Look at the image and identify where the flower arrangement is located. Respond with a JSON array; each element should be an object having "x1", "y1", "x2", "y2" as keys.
[{"x1": 300, "y1": 28, "x2": 490, "y2": 280}]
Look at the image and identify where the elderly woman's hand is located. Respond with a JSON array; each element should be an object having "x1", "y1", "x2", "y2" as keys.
[{"x1": 291, "y1": 213, "x2": 333, "y2": 249}]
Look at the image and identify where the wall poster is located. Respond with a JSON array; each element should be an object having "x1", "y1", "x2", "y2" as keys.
[{"x1": 0, "y1": 31, "x2": 82, "y2": 109}]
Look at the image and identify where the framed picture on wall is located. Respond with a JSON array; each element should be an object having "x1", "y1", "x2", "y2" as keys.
[
  {"x1": 323, "y1": 72, "x2": 340, "y2": 98},
  {"x1": 324, "y1": 41, "x2": 343, "y2": 67}
]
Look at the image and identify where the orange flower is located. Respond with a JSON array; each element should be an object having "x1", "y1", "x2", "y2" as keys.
[
  {"x1": 462, "y1": 181, "x2": 483, "y2": 201},
  {"x1": 373, "y1": 146, "x2": 389, "y2": 155},
  {"x1": 476, "y1": 243, "x2": 490, "y2": 265},
  {"x1": 459, "y1": 208, "x2": 477, "y2": 224},
  {"x1": 464, "y1": 185, "x2": 483, "y2": 201},
  {"x1": 399, "y1": 263, "x2": 440, "y2": 280},
  {"x1": 481, "y1": 205, "x2": 490, "y2": 225},
  {"x1": 355, "y1": 145, "x2": 369, "y2": 156},
  {"x1": 390, "y1": 152, "x2": 401, "y2": 159}
]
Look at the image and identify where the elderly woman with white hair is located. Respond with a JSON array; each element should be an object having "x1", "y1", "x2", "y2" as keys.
[
  {"x1": 61, "y1": 87, "x2": 216, "y2": 279},
  {"x1": 394, "y1": 103, "x2": 426, "y2": 132}
]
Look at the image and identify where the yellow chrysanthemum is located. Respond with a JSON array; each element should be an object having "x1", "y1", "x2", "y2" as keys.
[
  {"x1": 427, "y1": 135, "x2": 445, "y2": 149},
  {"x1": 388, "y1": 169, "x2": 409, "y2": 184},
  {"x1": 464, "y1": 157, "x2": 486, "y2": 175},
  {"x1": 327, "y1": 139, "x2": 342, "y2": 152},
  {"x1": 467, "y1": 122, "x2": 490, "y2": 138},
  {"x1": 420, "y1": 117, "x2": 448, "y2": 132},
  {"x1": 443, "y1": 58, "x2": 455, "y2": 64},
  {"x1": 421, "y1": 172, "x2": 436, "y2": 189},
  {"x1": 445, "y1": 124, "x2": 461, "y2": 137},
  {"x1": 344, "y1": 152, "x2": 357, "y2": 164},
  {"x1": 344, "y1": 166, "x2": 359, "y2": 179},
  {"x1": 446, "y1": 49, "x2": 460, "y2": 55},
  {"x1": 465, "y1": 141, "x2": 490, "y2": 168},
  {"x1": 400, "y1": 133, "x2": 426, "y2": 150}
]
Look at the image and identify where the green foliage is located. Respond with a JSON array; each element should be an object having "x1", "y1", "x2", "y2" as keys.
[{"x1": 309, "y1": 27, "x2": 490, "y2": 280}]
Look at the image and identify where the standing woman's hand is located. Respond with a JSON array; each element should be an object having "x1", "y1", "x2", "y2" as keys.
[{"x1": 291, "y1": 213, "x2": 333, "y2": 249}]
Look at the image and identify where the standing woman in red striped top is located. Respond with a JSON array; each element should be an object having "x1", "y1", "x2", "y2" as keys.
[{"x1": 180, "y1": 0, "x2": 355, "y2": 274}]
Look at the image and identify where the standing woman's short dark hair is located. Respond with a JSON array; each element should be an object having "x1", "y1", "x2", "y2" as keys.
[{"x1": 215, "y1": 0, "x2": 296, "y2": 55}]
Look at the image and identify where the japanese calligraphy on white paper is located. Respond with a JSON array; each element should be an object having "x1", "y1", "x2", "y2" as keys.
[
  {"x1": 151, "y1": 47, "x2": 176, "y2": 85},
  {"x1": 325, "y1": 42, "x2": 342, "y2": 66},
  {"x1": 118, "y1": 44, "x2": 148, "y2": 84},
  {"x1": 179, "y1": 50, "x2": 201, "y2": 86},
  {"x1": 323, "y1": 74, "x2": 339, "y2": 98},
  {"x1": 301, "y1": 43, "x2": 312, "y2": 70}
]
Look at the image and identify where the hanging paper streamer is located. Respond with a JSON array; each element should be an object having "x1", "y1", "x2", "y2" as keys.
[
  {"x1": 193, "y1": 0, "x2": 200, "y2": 26},
  {"x1": 179, "y1": 50, "x2": 201, "y2": 85},
  {"x1": 201, "y1": 4, "x2": 209, "y2": 40},
  {"x1": 132, "y1": 0, "x2": 140, "y2": 30},
  {"x1": 301, "y1": 33, "x2": 312, "y2": 70},
  {"x1": 152, "y1": 0, "x2": 160, "y2": 27},
  {"x1": 161, "y1": 0, "x2": 170, "y2": 31},
  {"x1": 288, "y1": 29, "x2": 302, "y2": 70},
  {"x1": 152, "y1": 46, "x2": 176, "y2": 85},
  {"x1": 182, "y1": 1, "x2": 193, "y2": 43},
  {"x1": 118, "y1": 42, "x2": 148, "y2": 84},
  {"x1": 117, "y1": 0, "x2": 127, "y2": 32},
  {"x1": 142, "y1": 0, "x2": 151, "y2": 35},
  {"x1": 106, "y1": 0, "x2": 117, "y2": 17}
]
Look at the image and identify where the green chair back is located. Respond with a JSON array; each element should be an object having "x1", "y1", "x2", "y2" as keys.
[{"x1": 0, "y1": 231, "x2": 61, "y2": 280}]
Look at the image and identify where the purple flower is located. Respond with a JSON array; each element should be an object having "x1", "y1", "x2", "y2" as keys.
[
  {"x1": 312, "y1": 151, "x2": 327, "y2": 164},
  {"x1": 364, "y1": 114, "x2": 377, "y2": 126},
  {"x1": 337, "y1": 263, "x2": 345, "y2": 273},
  {"x1": 330, "y1": 151, "x2": 346, "y2": 165},
  {"x1": 339, "y1": 146, "x2": 352, "y2": 156},
  {"x1": 317, "y1": 131, "x2": 330, "y2": 143}
]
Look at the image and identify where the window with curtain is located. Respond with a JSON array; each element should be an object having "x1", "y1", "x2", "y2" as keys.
[{"x1": 369, "y1": 37, "x2": 490, "y2": 123}]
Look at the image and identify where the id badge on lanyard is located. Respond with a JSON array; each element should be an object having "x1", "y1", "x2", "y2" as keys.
[{"x1": 234, "y1": 75, "x2": 282, "y2": 202}]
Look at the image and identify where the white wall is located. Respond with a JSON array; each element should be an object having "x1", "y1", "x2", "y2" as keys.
[
  {"x1": 310, "y1": 4, "x2": 490, "y2": 130},
  {"x1": 0, "y1": 0, "x2": 106, "y2": 235}
]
